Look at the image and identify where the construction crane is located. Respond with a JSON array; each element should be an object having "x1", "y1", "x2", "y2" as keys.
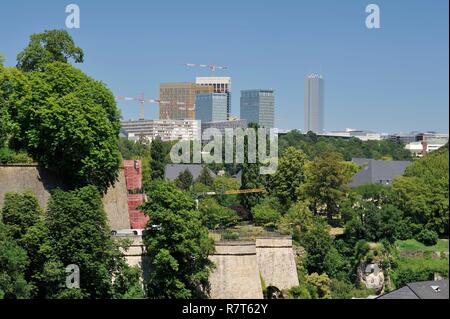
[
  {"x1": 115, "y1": 94, "x2": 161, "y2": 120},
  {"x1": 116, "y1": 94, "x2": 187, "y2": 120},
  {"x1": 185, "y1": 63, "x2": 229, "y2": 74}
]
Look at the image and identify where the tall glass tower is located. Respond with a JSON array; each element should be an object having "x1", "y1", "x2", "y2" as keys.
[{"x1": 304, "y1": 74, "x2": 324, "y2": 133}]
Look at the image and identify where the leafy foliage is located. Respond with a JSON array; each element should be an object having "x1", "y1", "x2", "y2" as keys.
[
  {"x1": 198, "y1": 197, "x2": 239, "y2": 230},
  {"x1": 175, "y1": 169, "x2": 194, "y2": 191},
  {"x1": 17, "y1": 30, "x2": 84, "y2": 72},
  {"x1": 150, "y1": 137, "x2": 167, "y2": 180},
  {"x1": 301, "y1": 152, "x2": 357, "y2": 222},
  {"x1": 266, "y1": 147, "x2": 307, "y2": 206},
  {"x1": 0, "y1": 222, "x2": 32, "y2": 299},
  {"x1": 251, "y1": 197, "x2": 282, "y2": 227},
  {"x1": 141, "y1": 181, "x2": 215, "y2": 298},
  {"x1": 279, "y1": 130, "x2": 412, "y2": 161}
]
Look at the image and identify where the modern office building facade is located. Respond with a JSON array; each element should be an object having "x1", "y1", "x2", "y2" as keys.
[
  {"x1": 195, "y1": 93, "x2": 228, "y2": 123},
  {"x1": 120, "y1": 119, "x2": 200, "y2": 142},
  {"x1": 196, "y1": 77, "x2": 232, "y2": 120},
  {"x1": 159, "y1": 83, "x2": 213, "y2": 120},
  {"x1": 304, "y1": 74, "x2": 324, "y2": 134},
  {"x1": 240, "y1": 89, "x2": 275, "y2": 128}
]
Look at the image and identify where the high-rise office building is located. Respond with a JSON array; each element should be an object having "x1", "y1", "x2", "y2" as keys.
[
  {"x1": 240, "y1": 89, "x2": 275, "y2": 128},
  {"x1": 195, "y1": 93, "x2": 228, "y2": 123},
  {"x1": 195, "y1": 77, "x2": 232, "y2": 120},
  {"x1": 159, "y1": 83, "x2": 213, "y2": 120},
  {"x1": 304, "y1": 74, "x2": 324, "y2": 133}
]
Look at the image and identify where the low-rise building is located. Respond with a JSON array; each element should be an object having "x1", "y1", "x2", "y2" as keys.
[
  {"x1": 349, "y1": 158, "x2": 411, "y2": 187},
  {"x1": 120, "y1": 119, "x2": 201, "y2": 142}
]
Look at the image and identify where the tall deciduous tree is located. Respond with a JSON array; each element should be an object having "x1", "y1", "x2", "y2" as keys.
[
  {"x1": 267, "y1": 147, "x2": 308, "y2": 206},
  {"x1": 141, "y1": 181, "x2": 215, "y2": 298},
  {"x1": 196, "y1": 167, "x2": 214, "y2": 187},
  {"x1": 1, "y1": 191, "x2": 43, "y2": 240},
  {"x1": 150, "y1": 137, "x2": 167, "y2": 180},
  {"x1": 40, "y1": 186, "x2": 142, "y2": 299},
  {"x1": 10, "y1": 62, "x2": 121, "y2": 192},
  {"x1": 17, "y1": 30, "x2": 84, "y2": 72},
  {"x1": 175, "y1": 169, "x2": 194, "y2": 191},
  {"x1": 0, "y1": 221, "x2": 32, "y2": 299},
  {"x1": 301, "y1": 152, "x2": 356, "y2": 223}
]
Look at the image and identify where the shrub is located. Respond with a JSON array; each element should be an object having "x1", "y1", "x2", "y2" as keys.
[{"x1": 416, "y1": 229, "x2": 439, "y2": 246}]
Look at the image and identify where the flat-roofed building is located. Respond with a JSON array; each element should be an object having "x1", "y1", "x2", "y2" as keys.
[
  {"x1": 121, "y1": 119, "x2": 200, "y2": 142},
  {"x1": 240, "y1": 89, "x2": 275, "y2": 128},
  {"x1": 195, "y1": 93, "x2": 228, "y2": 123},
  {"x1": 159, "y1": 83, "x2": 213, "y2": 120},
  {"x1": 196, "y1": 77, "x2": 232, "y2": 120}
]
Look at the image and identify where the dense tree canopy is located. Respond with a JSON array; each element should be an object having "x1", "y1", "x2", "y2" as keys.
[
  {"x1": 16, "y1": 30, "x2": 84, "y2": 72},
  {"x1": 141, "y1": 181, "x2": 215, "y2": 298},
  {"x1": 279, "y1": 130, "x2": 411, "y2": 161},
  {"x1": 1, "y1": 62, "x2": 121, "y2": 192},
  {"x1": 267, "y1": 147, "x2": 308, "y2": 207}
]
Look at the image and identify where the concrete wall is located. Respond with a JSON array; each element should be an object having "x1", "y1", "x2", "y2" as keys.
[
  {"x1": 0, "y1": 165, "x2": 130, "y2": 230},
  {"x1": 255, "y1": 237, "x2": 299, "y2": 290},
  {"x1": 209, "y1": 242, "x2": 264, "y2": 299}
]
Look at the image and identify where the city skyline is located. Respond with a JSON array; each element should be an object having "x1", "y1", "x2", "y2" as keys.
[{"x1": 0, "y1": 0, "x2": 448, "y2": 133}]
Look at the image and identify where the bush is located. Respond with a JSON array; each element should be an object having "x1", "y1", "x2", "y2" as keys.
[
  {"x1": 198, "y1": 198, "x2": 240, "y2": 230},
  {"x1": 416, "y1": 229, "x2": 439, "y2": 246},
  {"x1": 222, "y1": 231, "x2": 239, "y2": 241},
  {"x1": 251, "y1": 197, "x2": 282, "y2": 226}
]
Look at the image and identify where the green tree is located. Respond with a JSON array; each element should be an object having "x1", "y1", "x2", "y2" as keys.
[
  {"x1": 0, "y1": 53, "x2": 5, "y2": 66},
  {"x1": 17, "y1": 30, "x2": 84, "y2": 72},
  {"x1": 150, "y1": 137, "x2": 167, "y2": 180},
  {"x1": 212, "y1": 176, "x2": 240, "y2": 207},
  {"x1": 0, "y1": 222, "x2": 32, "y2": 299},
  {"x1": 239, "y1": 124, "x2": 265, "y2": 210},
  {"x1": 198, "y1": 197, "x2": 239, "y2": 230},
  {"x1": 141, "y1": 181, "x2": 215, "y2": 298},
  {"x1": 299, "y1": 219, "x2": 333, "y2": 274},
  {"x1": 267, "y1": 147, "x2": 308, "y2": 206},
  {"x1": 277, "y1": 201, "x2": 314, "y2": 240},
  {"x1": 304, "y1": 273, "x2": 332, "y2": 299},
  {"x1": 175, "y1": 169, "x2": 194, "y2": 191},
  {"x1": 40, "y1": 186, "x2": 140, "y2": 299},
  {"x1": 1, "y1": 191, "x2": 43, "y2": 240},
  {"x1": 301, "y1": 152, "x2": 356, "y2": 223},
  {"x1": 252, "y1": 196, "x2": 282, "y2": 227},
  {"x1": 196, "y1": 166, "x2": 214, "y2": 187},
  {"x1": 393, "y1": 145, "x2": 449, "y2": 235},
  {"x1": 10, "y1": 62, "x2": 121, "y2": 192}
]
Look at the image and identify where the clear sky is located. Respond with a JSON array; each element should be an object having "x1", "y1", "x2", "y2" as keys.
[{"x1": 1, "y1": 0, "x2": 448, "y2": 133}]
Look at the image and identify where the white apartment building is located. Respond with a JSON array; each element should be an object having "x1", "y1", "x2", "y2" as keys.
[{"x1": 121, "y1": 119, "x2": 200, "y2": 142}]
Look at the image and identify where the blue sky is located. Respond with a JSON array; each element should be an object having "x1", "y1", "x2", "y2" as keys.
[{"x1": 1, "y1": 0, "x2": 448, "y2": 133}]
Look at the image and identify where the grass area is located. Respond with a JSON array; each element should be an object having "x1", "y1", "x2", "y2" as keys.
[{"x1": 396, "y1": 239, "x2": 449, "y2": 253}]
